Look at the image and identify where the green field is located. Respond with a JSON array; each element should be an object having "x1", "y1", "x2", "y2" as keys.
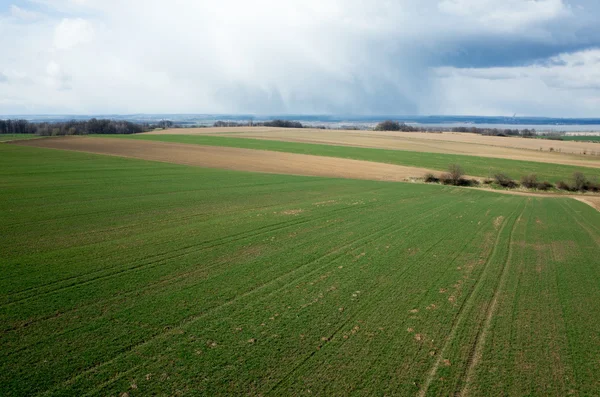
[
  {"x1": 1, "y1": 144, "x2": 599, "y2": 396},
  {"x1": 105, "y1": 134, "x2": 599, "y2": 183},
  {"x1": 561, "y1": 135, "x2": 600, "y2": 142},
  {"x1": 0, "y1": 134, "x2": 38, "y2": 142}
]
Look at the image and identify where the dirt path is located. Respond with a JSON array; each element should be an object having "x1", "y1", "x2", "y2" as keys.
[
  {"x1": 11, "y1": 136, "x2": 599, "y2": 211},
  {"x1": 12, "y1": 136, "x2": 439, "y2": 183}
]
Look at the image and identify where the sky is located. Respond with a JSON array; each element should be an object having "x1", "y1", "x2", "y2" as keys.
[{"x1": 1, "y1": 0, "x2": 600, "y2": 117}]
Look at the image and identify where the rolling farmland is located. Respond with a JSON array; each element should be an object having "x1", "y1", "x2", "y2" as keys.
[
  {"x1": 1, "y1": 143, "x2": 599, "y2": 396},
  {"x1": 145, "y1": 127, "x2": 600, "y2": 161},
  {"x1": 111, "y1": 134, "x2": 599, "y2": 183}
]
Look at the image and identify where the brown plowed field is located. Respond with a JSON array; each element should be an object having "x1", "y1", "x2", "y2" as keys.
[
  {"x1": 149, "y1": 127, "x2": 600, "y2": 169},
  {"x1": 13, "y1": 136, "x2": 439, "y2": 182}
]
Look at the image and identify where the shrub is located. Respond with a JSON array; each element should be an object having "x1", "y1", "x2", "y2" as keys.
[
  {"x1": 588, "y1": 182, "x2": 600, "y2": 192},
  {"x1": 537, "y1": 181, "x2": 554, "y2": 191},
  {"x1": 494, "y1": 174, "x2": 519, "y2": 188},
  {"x1": 583, "y1": 177, "x2": 600, "y2": 192},
  {"x1": 440, "y1": 173, "x2": 453, "y2": 185},
  {"x1": 437, "y1": 165, "x2": 479, "y2": 187},
  {"x1": 556, "y1": 180, "x2": 572, "y2": 191},
  {"x1": 483, "y1": 179, "x2": 493, "y2": 185},
  {"x1": 520, "y1": 174, "x2": 539, "y2": 189},
  {"x1": 447, "y1": 164, "x2": 465, "y2": 185},
  {"x1": 424, "y1": 173, "x2": 439, "y2": 183}
]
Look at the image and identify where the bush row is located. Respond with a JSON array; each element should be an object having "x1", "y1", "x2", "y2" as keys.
[
  {"x1": 556, "y1": 172, "x2": 600, "y2": 192},
  {"x1": 424, "y1": 166, "x2": 599, "y2": 193}
]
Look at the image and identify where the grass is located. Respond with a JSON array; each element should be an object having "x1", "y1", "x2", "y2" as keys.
[
  {"x1": 0, "y1": 134, "x2": 38, "y2": 142},
  {"x1": 1, "y1": 144, "x2": 599, "y2": 396},
  {"x1": 561, "y1": 135, "x2": 600, "y2": 142},
  {"x1": 104, "y1": 134, "x2": 599, "y2": 183}
]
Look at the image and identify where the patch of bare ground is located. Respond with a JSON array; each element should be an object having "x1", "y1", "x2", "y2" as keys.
[
  {"x1": 12, "y1": 136, "x2": 439, "y2": 182},
  {"x1": 551, "y1": 241, "x2": 577, "y2": 262},
  {"x1": 279, "y1": 209, "x2": 304, "y2": 216},
  {"x1": 493, "y1": 216, "x2": 504, "y2": 230},
  {"x1": 149, "y1": 127, "x2": 600, "y2": 169}
]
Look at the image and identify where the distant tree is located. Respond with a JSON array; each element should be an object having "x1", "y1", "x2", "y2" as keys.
[
  {"x1": 374, "y1": 120, "x2": 401, "y2": 131},
  {"x1": 573, "y1": 172, "x2": 587, "y2": 191},
  {"x1": 447, "y1": 164, "x2": 465, "y2": 185},
  {"x1": 0, "y1": 119, "x2": 150, "y2": 136},
  {"x1": 263, "y1": 120, "x2": 304, "y2": 128},
  {"x1": 158, "y1": 120, "x2": 174, "y2": 129},
  {"x1": 521, "y1": 129, "x2": 535, "y2": 138}
]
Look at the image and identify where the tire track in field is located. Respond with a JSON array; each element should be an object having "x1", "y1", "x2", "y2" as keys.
[
  {"x1": 342, "y1": 198, "x2": 508, "y2": 392},
  {"x1": 454, "y1": 200, "x2": 528, "y2": 397},
  {"x1": 246, "y1": 216, "x2": 461, "y2": 395},
  {"x1": 8, "y1": 187, "x2": 397, "y2": 292},
  {"x1": 9, "y1": 187, "x2": 416, "y2": 303},
  {"x1": 376, "y1": 201, "x2": 504, "y2": 387},
  {"x1": 3, "y1": 193, "x2": 401, "y2": 315},
  {"x1": 46, "y1": 199, "x2": 459, "y2": 395},
  {"x1": 3, "y1": 216, "x2": 353, "y2": 357},
  {"x1": 2, "y1": 206, "x2": 355, "y2": 309},
  {"x1": 4, "y1": 194, "x2": 425, "y2": 345},
  {"x1": 41, "y1": 218, "x2": 402, "y2": 394},
  {"x1": 3, "y1": 212, "x2": 367, "y2": 340},
  {"x1": 2, "y1": 214, "x2": 338, "y2": 333},
  {"x1": 2, "y1": 178, "x2": 359, "y2": 231},
  {"x1": 264, "y1": 200, "x2": 491, "y2": 395},
  {"x1": 57, "y1": 217, "x2": 407, "y2": 397},
  {"x1": 1, "y1": 191, "x2": 367, "y2": 292},
  {"x1": 561, "y1": 200, "x2": 600, "y2": 244},
  {"x1": 4, "y1": 199, "x2": 391, "y2": 355},
  {"x1": 417, "y1": 200, "x2": 525, "y2": 397}
]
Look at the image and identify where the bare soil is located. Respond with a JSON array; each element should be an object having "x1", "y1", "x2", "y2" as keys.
[
  {"x1": 13, "y1": 136, "x2": 438, "y2": 182},
  {"x1": 149, "y1": 127, "x2": 600, "y2": 169}
]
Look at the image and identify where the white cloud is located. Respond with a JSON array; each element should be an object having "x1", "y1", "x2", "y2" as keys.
[
  {"x1": 0, "y1": 0, "x2": 598, "y2": 115},
  {"x1": 10, "y1": 5, "x2": 41, "y2": 20},
  {"x1": 53, "y1": 18, "x2": 95, "y2": 50},
  {"x1": 46, "y1": 61, "x2": 72, "y2": 90},
  {"x1": 438, "y1": 0, "x2": 569, "y2": 24},
  {"x1": 432, "y1": 48, "x2": 600, "y2": 116}
]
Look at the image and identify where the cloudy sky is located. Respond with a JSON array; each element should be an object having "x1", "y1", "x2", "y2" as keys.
[{"x1": 1, "y1": 0, "x2": 600, "y2": 116}]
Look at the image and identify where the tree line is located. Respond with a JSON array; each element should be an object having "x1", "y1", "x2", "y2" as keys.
[
  {"x1": 214, "y1": 119, "x2": 306, "y2": 128},
  {"x1": 374, "y1": 120, "x2": 544, "y2": 137},
  {"x1": 0, "y1": 119, "x2": 153, "y2": 136}
]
